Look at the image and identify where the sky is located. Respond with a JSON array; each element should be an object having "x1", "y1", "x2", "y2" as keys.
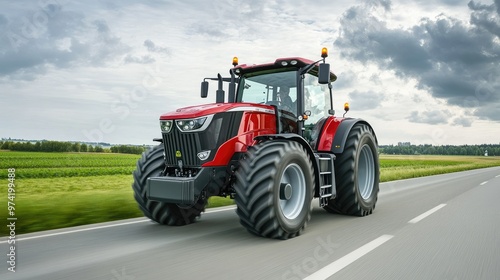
[{"x1": 0, "y1": 0, "x2": 499, "y2": 146}]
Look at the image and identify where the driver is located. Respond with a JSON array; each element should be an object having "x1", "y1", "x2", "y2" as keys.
[{"x1": 278, "y1": 86, "x2": 294, "y2": 111}]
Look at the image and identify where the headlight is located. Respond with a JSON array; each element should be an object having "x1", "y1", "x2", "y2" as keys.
[
  {"x1": 197, "y1": 150, "x2": 211, "y2": 161},
  {"x1": 176, "y1": 115, "x2": 213, "y2": 132},
  {"x1": 160, "y1": 120, "x2": 173, "y2": 133}
]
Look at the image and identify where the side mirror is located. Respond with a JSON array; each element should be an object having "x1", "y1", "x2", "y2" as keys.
[
  {"x1": 200, "y1": 81, "x2": 209, "y2": 98},
  {"x1": 318, "y1": 63, "x2": 330, "y2": 84}
]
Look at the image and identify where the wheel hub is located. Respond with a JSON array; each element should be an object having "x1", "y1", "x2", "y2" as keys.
[
  {"x1": 279, "y1": 163, "x2": 306, "y2": 220},
  {"x1": 280, "y1": 183, "x2": 293, "y2": 200},
  {"x1": 358, "y1": 144, "x2": 375, "y2": 200}
]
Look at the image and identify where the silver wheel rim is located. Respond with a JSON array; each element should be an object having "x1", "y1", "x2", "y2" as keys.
[
  {"x1": 279, "y1": 163, "x2": 306, "y2": 219},
  {"x1": 358, "y1": 144, "x2": 375, "y2": 200}
]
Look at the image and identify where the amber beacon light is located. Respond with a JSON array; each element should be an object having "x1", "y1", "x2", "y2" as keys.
[{"x1": 321, "y1": 47, "x2": 328, "y2": 58}]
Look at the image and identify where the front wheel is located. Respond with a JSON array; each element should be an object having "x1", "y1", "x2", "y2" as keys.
[
  {"x1": 132, "y1": 145, "x2": 206, "y2": 226},
  {"x1": 234, "y1": 141, "x2": 314, "y2": 239},
  {"x1": 323, "y1": 123, "x2": 379, "y2": 216}
]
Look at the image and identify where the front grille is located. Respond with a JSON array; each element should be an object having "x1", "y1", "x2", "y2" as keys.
[
  {"x1": 162, "y1": 112, "x2": 243, "y2": 168},
  {"x1": 162, "y1": 128, "x2": 201, "y2": 167}
]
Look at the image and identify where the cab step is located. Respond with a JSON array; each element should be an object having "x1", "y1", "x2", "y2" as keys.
[{"x1": 315, "y1": 153, "x2": 336, "y2": 207}]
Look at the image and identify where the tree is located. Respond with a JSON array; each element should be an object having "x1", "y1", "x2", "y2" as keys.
[
  {"x1": 94, "y1": 146, "x2": 104, "y2": 153},
  {"x1": 71, "y1": 143, "x2": 81, "y2": 152},
  {"x1": 2, "y1": 141, "x2": 12, "y2": 150}
]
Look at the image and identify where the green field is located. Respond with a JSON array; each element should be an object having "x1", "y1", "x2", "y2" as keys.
[
  {"x1": 1, "y1": 150, "x2": 499, "y2": 236},
  {"x1": 379, "y1": 154, "x2": 500, "y2": 181}
]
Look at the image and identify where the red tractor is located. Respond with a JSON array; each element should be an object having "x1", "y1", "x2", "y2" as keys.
[{"x1": 132, "y1": 48, "x2": 379, "y2": 239}]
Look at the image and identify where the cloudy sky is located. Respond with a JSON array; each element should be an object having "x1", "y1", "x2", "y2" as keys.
[{"x1": 1, "y1": 0, "x2": 499, "y2": 146}]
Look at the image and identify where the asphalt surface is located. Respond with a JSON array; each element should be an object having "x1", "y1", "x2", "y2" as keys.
[{"x1": 2, "y1": 167, "x2": 499, "y2": 280}]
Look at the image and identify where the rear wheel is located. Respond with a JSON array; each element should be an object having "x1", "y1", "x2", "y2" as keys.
[
  {"x1": 132, "y1": 145, "x2": 206, "y2": 226},
  {"x1": 323, "y1": 123, "x2": 379, "y2": 216},
  {"x1": 234, "y1": 141, "x2": 314, "y2": 239}
]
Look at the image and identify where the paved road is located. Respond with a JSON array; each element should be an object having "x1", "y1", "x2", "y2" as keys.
[{"x1": 2, "y1": 167, "x2": 499, "y2": 280}]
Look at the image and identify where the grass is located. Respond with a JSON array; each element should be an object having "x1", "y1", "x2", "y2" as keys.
[
  {"x1": 0, "y1": 151, "x2": 139, "y2": 178},
  {"x1": 380, "y1": 154, "x2": 500, "y2": 182},
  {"x1": 1, "y1": 151, "x2": 499, "y2": 236}
]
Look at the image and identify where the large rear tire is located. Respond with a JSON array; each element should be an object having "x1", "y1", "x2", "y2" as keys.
[
  {"x1": 323, "y1": 123, "x2": 379, "y2": 216},
  {"x1": 132, "y1": 145, "x2": 206, "y2": 226},
  {"x1": 234, "y1": 141, "x2": 314, "y2": 239}
]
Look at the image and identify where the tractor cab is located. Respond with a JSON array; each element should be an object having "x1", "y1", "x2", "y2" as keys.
[
  {"x1": 235, "y1": 60, "x2": 335, "y2": 144},
  {"x1": 202, "y1": 49, "x2": 338, "y2": 147}
]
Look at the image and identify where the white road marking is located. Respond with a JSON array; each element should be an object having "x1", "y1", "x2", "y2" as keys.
[
  {"x1": 303, "y1": 235, "x2": 394, "y2": 280},
  {"x1": 0, "y1": 206, "x2": 237, "y2": 244},
  {"x1": 496, "y1": 175, "x2": 500, "y2": 178},
  {"x1": 408, "y1": 204, "x2": 447, "y2": 224},
  {"x1": 0, "y1": 219, "x2": 149, "y2": 243},
  {"x1": 480, "y1": 181, "x2": 488, "y2": 186},
  {"x1": 205, "y1": 205, "x2": 236, "y2": 213}
]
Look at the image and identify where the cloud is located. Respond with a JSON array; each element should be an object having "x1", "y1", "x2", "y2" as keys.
[
  {"x1": 143, "y1": 39, "x2": 170, "y2": 54},
  {"x1": 474, "y1": 103, "x2": 500, "y2": 120},
  {"x1": 469, "y1": 0, "x2": 500, "y2": 37},
  {"x1": 332, "y1": 70, "x2": 358, "y2": 89},
  {"x1": 407, "y1": 109, "x2": 451, "y2": 124},
  {"x1": 452, "y1": 116, "x2": 473, "y2": 127},
  {"x1": 348, "y1": 90, "x2": 385, "y2": 110},
  {"x1": 123, "y1": 54, "x2": 155, "y2": 64},
  {"x1": 88, "y1": 20, "x2": 130, "y2": 65},
  {"x1": 122, "y1": 40, "x2": 170, "y2": 64},
  {"x1": 0, "y1": 14, "x2": 7, "y2": 26},
  {"x1": 334, "y1": 0, "x2": 500, "y2": 122},
  {"x1": 0, "y1": 5, "x2": 129, "y2": 80}
]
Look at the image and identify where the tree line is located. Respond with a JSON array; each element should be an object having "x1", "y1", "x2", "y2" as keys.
[
  {"x1": 380, "y1": 144, "x2": 500, "y2": 156},
  {"x1": 0, "y1": 141, "x2": 146, "y2": 154},
  {"x1": 109, "y1": 145, "x2": 146, "y2": 154},
  {"x1": 2, "y1": 140, "x2": 498, "y2": 156}
]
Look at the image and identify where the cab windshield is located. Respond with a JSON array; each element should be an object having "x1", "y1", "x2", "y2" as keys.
[
  {"x1": 237, "y1": 70, "x2": 297, "y2": 106},
  {"x1": 237, "y1": 69, "x2": 331, "y2": 123}
]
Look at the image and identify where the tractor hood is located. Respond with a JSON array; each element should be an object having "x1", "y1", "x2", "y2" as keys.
[{"x1": 159, "y1": 103, "x2": 275, "y2": 120}]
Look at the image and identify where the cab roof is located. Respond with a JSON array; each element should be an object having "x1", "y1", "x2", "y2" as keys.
[{"x1": 232, "y1": 57, "x2": 337, "y2": 82}]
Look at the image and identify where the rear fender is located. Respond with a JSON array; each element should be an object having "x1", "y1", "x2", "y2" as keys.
[{"x1": 317, "y1": 117, "x2": 377, "y2": 154}]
